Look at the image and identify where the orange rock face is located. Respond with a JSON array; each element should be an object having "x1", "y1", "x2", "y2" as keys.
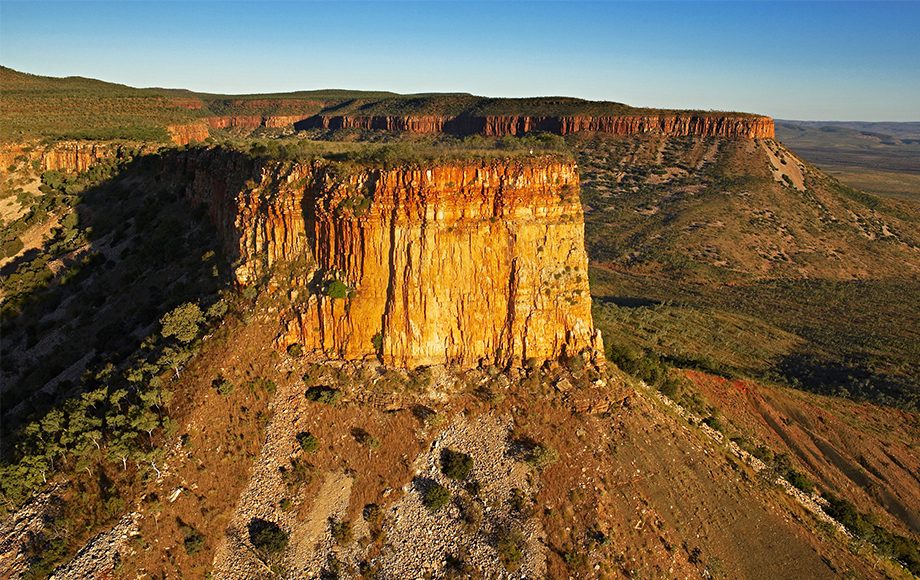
[
  {"x1": 179, "y1": 151, "x2": 602, "y2": 367},
  {"x1": 0, "y1": 141, "x2": 150, "y2": 173},
  {"x1": 167, "y1": 122, "x2": 210, "y2": 145},
  {"x1": 306, "y1": 113, "x2": 775, "y2": 139},
  {"x1": 205, "y1": 115, "x2": 315, "y2": 130}
]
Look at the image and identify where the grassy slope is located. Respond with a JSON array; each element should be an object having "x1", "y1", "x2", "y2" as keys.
[{"x1": 683, "y1": 369, "x2": 920, "y2": 538}]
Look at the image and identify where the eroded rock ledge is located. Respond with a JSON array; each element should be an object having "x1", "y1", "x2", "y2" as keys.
[
  {"x1": 165, "y1": 113, "x2": 774, "y2": 144},
  {"x1": 171, "y1": 150, "x2": 601, "y2": 368}
]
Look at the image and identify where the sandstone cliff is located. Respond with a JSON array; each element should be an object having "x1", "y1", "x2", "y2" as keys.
[
  {"x1": 167, "y1": 115, "x2": 317, "y2": 145},
  {"x1": 167, "y1": 122, "x2": 210, "y2": 145},
  {"x1": 167, "y1": 112, "x2": 774, "y2": 145},
  {"x1": 0, "y1": 141, "x2": 155, "y2": 174},
  {"x1": 304, "y1": 113, "x2": 775, "y2": 139},
  {"x1": 172, "y1": 150, "x2": 601, "y2": 367}
]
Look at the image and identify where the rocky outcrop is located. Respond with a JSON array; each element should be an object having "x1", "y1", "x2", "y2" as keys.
[
  {"x1": 299, "y1": 115, "x2": 451, "y2": 134},
  {"x1": 0, "y1": 141, "x2": 153, "y2": 173},
  {"x1": 175, "y1": 150, "x2": 601, "y2": 368},
  {"x1": 167, "y1": 115, "x2": 316, "y2": 144},
  {"x1": 304, "y1": 113, "x2": 775, "y2": 139},
  {"x1": 206, "y1": 116, "x2": 264, "y2": 130},
  {"x1": 167, "y1": 122, "x2": 209, "y2": 145},
  {"x1": 263, "y1": 115, "x2": 313, "y2": 128},
  {"x1": 207, "y1": 115, "x2": 316, "y2": 131}
]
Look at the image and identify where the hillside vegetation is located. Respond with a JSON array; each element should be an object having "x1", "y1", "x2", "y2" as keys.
[{"x1": 1, "y1": 66, "x2": 755, "y2": 143}]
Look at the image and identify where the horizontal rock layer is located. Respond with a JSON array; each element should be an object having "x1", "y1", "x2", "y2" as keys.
[
  {"x1": 302, "y1": 113, "x2": 775, "y2": 139},
  {"x1": 170, "y1": 150, "x2": 601, "y2": 367},
  {"x1": 165, "y1": 112, "x2": 774, "y2": 145}
]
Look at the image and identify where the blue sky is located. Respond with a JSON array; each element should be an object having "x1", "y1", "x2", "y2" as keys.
[{"x1": 2, "y1": 1, "x2": 918, "y2": 120}]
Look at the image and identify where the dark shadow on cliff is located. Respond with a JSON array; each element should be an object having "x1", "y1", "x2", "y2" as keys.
[{"x1": 0, "y1": 147, "x2": 257, "y2": 454}]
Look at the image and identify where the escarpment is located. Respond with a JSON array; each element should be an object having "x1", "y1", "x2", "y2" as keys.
[
  {"x1": 165, "y1": 112, "x2": 774, "y2": 145},
  {"x1": 172, "y1": 150, "x2": 602, "y2": 367},
  {"x1": 302, "y1": 113, "x2": 775, "y2": 139}
]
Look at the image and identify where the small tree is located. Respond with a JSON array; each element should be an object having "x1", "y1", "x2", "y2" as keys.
[
  {"x1": 494, "y1": 528, "x2": 526, "y2": 571},
  {"x1": 305, "y1": 386, "x2": 342, "y2": 405},
  {"x1": 296, "y1": 431, "x2": 318, "y2": 453},
  {"x1": 248, "y1": 518, "x2": 288, "y2": 557},
  {"x1": 421, "y1": 482, "x2": 451, "y2": 512},
  {"x1": 440, "y1": 449, "x2": 473, "y2": 481},
  {"x1": 160, "y1": 303, "x2": 204, "y2": 344},
  {"x1": 178, "y1": 519, "x2": 205, "y2": 555},
  {"x1": 329, "y1": 518, "x2": 353, "y2": 545},
  {"x1": 280, "y1": 458, "x2": 314, "y2": 489},
  {"x1": 213, "y1": 376, "x2": 235, "y2": 396}
]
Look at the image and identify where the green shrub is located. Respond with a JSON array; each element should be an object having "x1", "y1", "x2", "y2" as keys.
[
  {"x1": 751, "y1": 445, "x2": 774, "y2": 463},
  {"x1": 823, "y1": 494, "x2": 920, "y2": 574},
  {"x1": 1, "y1": 237, "x2": 24, "y2": 258},
  {"x1": 494, "y1": 528, "x2": 525, "y2": 570},
  {"x1": 351, "y1": 427, "x2": 380, "y2": 449},
  {"x1": 563, "y1": 352, "x2": 585, "y2": 372},
  {"x1": 421, "y1": 482, "x2": 451, "y2": 512},
  {"x1": 324, "y1": 279, "x2": 350, "y2": 299},
  {"x1": 245, "y1": 377, "x2": 277, "y2": 395},
  {"x1": 440, "y1": 449, "x2": 474, "y2": 481},
  {"x1": 296, "y1": 431, "x2": 318, "y2": 453},
  {"x1": 702, "y1": 415, "x2": 723, "y2": 432},
  {"x1": 241, "y1": 286, "x2": 258, "y2": 301},
  {"x1": 178, "y1": 519, "x2": 205, "y2": 555},
  {"x1": 336, "y1": 194, "x2": 372, "y2": 216},
  {"x1": 205, "y1": 299, "x2": 228, "y2": 319},
  {"x1": 248, "y1": 519, "x2": 288, "y2": 556},
  {"x1": 363, "y1": 503, "x2": 382, "y2": 526},
  {"x1": 280, "y1": 458, "x2": 314, "y2": 489},
  {"x1": 371, "y1": 332, "x2": 383, "y2": 351},
  {"x1": 508, "y1": 488, "x2": 529, "y2": 515},
  {"x1": 305, "y1": 386, "x2": 342, "y2": 405},
  {"x1": 329, "y1": 518, "x2": 353, "y2": 545},
  {"x1": 658, "y1": 375, "x2": 681, "y2": 398},
  {"x1": 519, "y1": 441, "x2": 559, "y2": 470},
  {"x1": 772, "y1": 453, "x2": 815, "y2": 493},
  {"x1": 786, "y1": 470, "x2": 815, "y2": 494},
  {"x1": 287, "y1": 343, "x2": 304, "y2": 357},
  {"x1": 213, "y1": 376, "x2": 234, "y2": 396}
]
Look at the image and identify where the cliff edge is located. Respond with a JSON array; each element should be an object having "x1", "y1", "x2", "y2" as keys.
[{"x1": 173, "y1": 150, "x2": 602, "y2": 368}]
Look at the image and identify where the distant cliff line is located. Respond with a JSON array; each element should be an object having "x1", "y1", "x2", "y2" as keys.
[
  {"x1": 301, "y1": 113, "x2": 775, "y2": 139},
  {"x1": 166, "y1": 113, "x2": 774, "y2": 144}
]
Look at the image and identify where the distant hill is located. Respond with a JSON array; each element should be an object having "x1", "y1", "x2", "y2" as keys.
[
  {"x1": 0, "y1": 65, "x2": 765, "y2": 143},
  {"x1": 776, "y1": 120, "x2": 920, "y2": 199}
]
